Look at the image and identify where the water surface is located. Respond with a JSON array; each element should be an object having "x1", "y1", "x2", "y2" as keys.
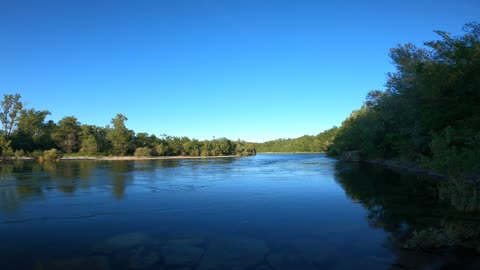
[{"x1": 0, "y1": 154, "x2": 478, "y2": 269}]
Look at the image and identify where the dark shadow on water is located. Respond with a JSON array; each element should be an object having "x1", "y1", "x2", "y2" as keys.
[{"x1": 334, "y1": 161, "x2": 480, "y2": 269}]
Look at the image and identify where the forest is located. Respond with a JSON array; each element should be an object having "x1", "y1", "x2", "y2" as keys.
[
  {"x1": 257, "y1": 22, "x2": 479, "y2": 177},
  {"x1": 0, "y1": 96, "x2": 256, "y2": 160},
  {"x1": 254, "y1": 127, "x2": 338, "y2": 153},
  {"x1": 327, "y1": 22, "x2": 480, "y2": 177}
]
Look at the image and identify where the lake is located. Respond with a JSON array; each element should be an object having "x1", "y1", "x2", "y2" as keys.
[{"x1": 0, "y1": 154, "x2": 479, "y2": 269}]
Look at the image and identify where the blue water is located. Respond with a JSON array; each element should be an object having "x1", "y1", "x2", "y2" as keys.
[{"x1": 0, "y1": 154, "x2": 477, "y2": 269}]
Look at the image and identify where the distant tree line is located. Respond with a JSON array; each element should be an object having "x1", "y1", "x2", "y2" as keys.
[
  {"x1": 254, "y1": 127, "x2": 338, "y2": 153},
  {"x1": 257, "y1": 22, "x2": 479, "y2": 177},
  {"x1": 0, "y1": 95, "x2": 256, "y2": 159}
]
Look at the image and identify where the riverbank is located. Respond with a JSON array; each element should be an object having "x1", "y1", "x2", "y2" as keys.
[
  {"x1": 1, "y1": 155, "x2": 245, "y2": 162},
  {"x1": 62, "y1": 155, "x2": 243, "y2": 161},
  {"x1": 363, "y1": 159, "x2": 446, "y2": 179},
  {"x1": 337, "y1": 150, "x2": 446, "y2": 179},
  {"x1": 338, "y1": 153, "x2": 479, "y2": 183},
  {"x1": 258, "y1": 152, "x2": 323, "y2": 154}
]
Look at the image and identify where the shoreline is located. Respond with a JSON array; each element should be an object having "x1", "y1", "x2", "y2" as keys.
[
  {"x1": 2, "y1": 155, "x2": 246, "y2": 162},
  {"x1": 257, "y1": 152, "x2": 324, "y2": 154},
  {"x1": 62, "y1": 155, "x2": 244, "y2": 161},
  {"x1": 341, "y1": 155, "x2": 478, "y2": 183},
  {"x1": 361, "y1": 159, "x2": 446, "y2": 179}
]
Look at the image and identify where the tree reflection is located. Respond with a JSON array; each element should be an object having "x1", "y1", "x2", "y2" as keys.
[
  {"x1": 1, "y1": 161, "x2": 43, "y2": 211},
  {"x1": 0, "y1": 159, "x2": 189, "y2": 210},
  {"x1": 334, "y1": 161, "x2": 480, "y2": 268},
  {"x1": 0, "y1": 160, "x2": 99, "y2": 210},
  {"x1": 109, "y1": 161, "x2": 134, "y2": 199}
]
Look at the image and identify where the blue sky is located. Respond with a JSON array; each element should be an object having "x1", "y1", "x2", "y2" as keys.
[{"x1": 1, "y1": 0, "x2": 478, "y2": 142}]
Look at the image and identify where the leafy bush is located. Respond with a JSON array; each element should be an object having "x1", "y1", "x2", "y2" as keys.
[
  {"x1": 403, "y1": 227, "x2": 451, "y2": 249},
  {"x1": 0, "y1": 135, "x2": 13, "y2": 158},
  {"x1": 38, "y1": 148, "x2": 62, "y2": 162},
  {"x1": 29, "y1": 150, "x2": 43, "y2": 158},
  {"x1": 134, "y1": 147, "x2": 152, "y2": 157},
  {"x1": 438, "y1": 178, "x2": 480, "y2": 212},
  {"x1": 404, "y1": 221, "x2": 479, "y2": 249},
  {"x1": 14, "y1": 149, "x2": 26, "y2": 158}
]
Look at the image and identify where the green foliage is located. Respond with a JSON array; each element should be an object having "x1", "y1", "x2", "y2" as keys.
[
  {"x1": 183, "y1": 139, "x2": 201, "y2": 156},
  {"x1": 0, "y1": 93, "x2": 23, "y2": 137},
  {"x1": 404, "y1": 221, "x2": 480, "y2": 250},
  {"x1": 328, "y1": 22, "x2": 480, "y2": 177},
  {"x1": 51, "y1": 116, "x2": 81, "y2": 153},
  {"x1": 106, "y1": 114, "x2": 133, "y2": 156},
  {"x1": 0, "y1": 134, "x2": 13, "y2": 158},
  {"x1": 79, "y1": 135, "x2": 98, "y2": 155},
  {"x1": 211, "y1": 138, "x2": 233, "y2": 156},
  {"x1": 134, "y1": 147, "x2": 152, "y2": 157},
  {"x1": 29, "y1": 150, "x2": 43, "y2": 158},
  {"x1": 425, "y1": 128, "x2": 480, "y2": 176},
  {"x1": 438, "y1": 178, "x2": 480, "y2": 212},
  {"x1": 12, "y1": 108, "x2": 53, "y2": 152},
  {"x1": 133, "y1": 132, "x2": 158, "y2": 149},
  {"x1": 14, "y1": 149, "x2": 26, "y2": 158},
  {"x1": 38, "y1": 148, "x2": 62, "y2": 163},
  {"x1": 256, "y1": 127, "x2": 338, "y2": 153},
  {"x1": 1, "y1": 92, "x2": 257, "y2": 160},
  {"x1": 403, "y1": 227, "x2": 451, "y2": 249},
  {"x1": 154, "y1": 143, "x2": 167, "y2": 156},
  {"x1": 234, "y1": 140, "x2": 256, "y2": 156}
]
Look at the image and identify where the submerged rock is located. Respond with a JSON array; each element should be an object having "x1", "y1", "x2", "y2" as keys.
[
  {"x1": 92, "y1": 232, "x2": 154, "y2": 254},
  {"x1": 266, "y1": 252, "x2": 317, "y2": 270},
  {"x1": 252, "y1": 266, "x2": 271, "y2": 270},
  {"x1": 105, "y1": 232, "x2": 153, "y2": 249},
  {"x1": 197, "y1": 237, "x2": 269, "y2": 270},
  {"x1": 40, "y1": 255, "x2": 110, "y2": 270},
  {"x1": 129, "y1": 246, "x2": 160, "y2": 269},
  {"x1": 162, "y1": 238, "x2": 205, "y2": 267}
]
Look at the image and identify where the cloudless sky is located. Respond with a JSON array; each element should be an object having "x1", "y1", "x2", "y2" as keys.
[{"x1": 1, "y1": 0, "x2": 479, "y2": 142}]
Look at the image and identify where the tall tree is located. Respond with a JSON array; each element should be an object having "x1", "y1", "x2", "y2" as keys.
[
  {"x1": 52, "y1": 116, "x2": 81, "y2": 153},
  {"x1": 12, "y1": 108, "x2": 53, "y2": 151},
  {"x1": 79, "y1": 125, "x2": 99, "y2": 155},
  {"x1": 106, "y1": 114, "x2": 132, "y2": 155},
  {"x1": 0, "y1": 94, "x2": 23, "y2": 137},
  {"x1": 0, "y1": 134, "x2": 13, "y2": 158}
]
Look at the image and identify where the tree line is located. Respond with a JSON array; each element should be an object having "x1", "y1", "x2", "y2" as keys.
[
  {"x1": 327, "y1": 22, "x2": 480, "y2": 177},
  {"x1": 0, "y1": 95, "x2": 256, "y2": 159},
  {"x1": 257, "y1": 22, "x2": 479, "y2": 177},
  {"x1": 254, "y1": 127, "x2": 338, "y2": 153}
]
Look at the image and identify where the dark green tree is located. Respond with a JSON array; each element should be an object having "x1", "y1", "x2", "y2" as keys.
[
  {"x1": 52, "y1": 116, "x2": 81, "y2": 153},
  {"x1": 12, "y1": 108, "x2": 53, "y2": 152},
  {"x1": 106, "y1": 114, "x2": 133, "y2": 156},
  {"x1": 0, "y1": 93, "x2": 23, "y2": 137}
]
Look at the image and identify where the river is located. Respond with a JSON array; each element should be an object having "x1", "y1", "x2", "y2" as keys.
[{"x1": 0, "y1": 154, "x2": 478, "y2": 269}]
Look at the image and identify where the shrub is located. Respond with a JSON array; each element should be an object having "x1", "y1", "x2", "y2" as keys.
[
  {"x1": 30, "y1": 150, "x2": 43, "y2": 158},
  {"x1": 438, "y1": 178, "x2": 480, "y2": 212},
  {"x1": 14, "y1": 149, "x2": 26, "y2": 158},
  {"x1": 38, "y1": 148, "x2": 62, "y2": 162},
  {"x1": 403, "y1": 221, "x2": 479, "y2": 250},
  {"x1": 134, "y1": 147, "x2": 152, "y2": 157}
]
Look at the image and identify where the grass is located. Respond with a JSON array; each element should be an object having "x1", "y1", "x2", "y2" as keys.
[
  {"x1": 403, "y1": 220, "x2": 480, "y2": 250},
  {"x1": 437, "y1": 177, "x2": 480, "y2": 212}
]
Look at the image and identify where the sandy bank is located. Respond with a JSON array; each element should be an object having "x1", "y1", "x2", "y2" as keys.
[{"x1": 60, "y1": 155, "x2": 243, "y2": 161}]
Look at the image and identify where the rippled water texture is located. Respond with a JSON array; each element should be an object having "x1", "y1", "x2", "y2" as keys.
[{"x1": 0, "y1": 154, "x2": 479, "y2": 269}]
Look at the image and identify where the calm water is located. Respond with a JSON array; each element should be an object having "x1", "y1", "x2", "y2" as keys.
[{"x1": 0, "y1": 154, "x2": 478, "y2": 270}]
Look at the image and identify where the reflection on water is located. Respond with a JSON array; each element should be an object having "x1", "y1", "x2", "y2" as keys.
[
  {"x1": 335, "y1": 162, "x2": 480, "y2": 269},
  {"x1": 0, "y1": 155, "x2": 479, "y2": 269}
]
